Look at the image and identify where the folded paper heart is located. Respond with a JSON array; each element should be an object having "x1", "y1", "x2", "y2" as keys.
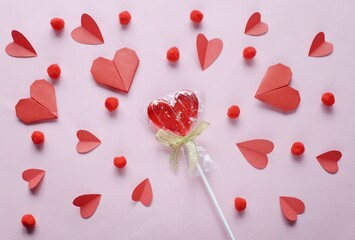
[
  {"x1": 71, "y1": 13, "x2": 104, "y2": 45},
  {"x1": 15, "y1": 79, "x2": 58, "y2": 124},
  {"x1": 76, "y1": 130, "x2": 101, "y2": 154},
  {"x1": 236, "y1": 139, "x2": 274, "y2": 169},
  {"x1": 91, "y1": 48, "x2": 140, "y2": 93},
  {"x1": 255, "y1": 63, "x2": 301, "y2": 112},
  {"x1": 73, "y1": 194, "x2": 101, "y2": 219},
  {"x1": 22, "y1": 169, "x2": 45, "y2": 190},
  {"x1": 279, "y1": 196, "x2": 305, "y2": 222},
  {"x1": 316, "y1": 150, "x2": 342, "y2": 174},
  {"x1": 308, "y1": 32, "x2": 333, "y2": 57},
  {"x1": 132, "y1": 178, "x2": 153, "y2": 207},
  {"x1": 196, "y1": 34, "x2": 223, "y2": 71},
  {"x1": 5, "y1": 30, "x2": 37, "y2": 57},
  {"x1": 244, "y1": 12, "x2": 268, "y2": 36}
]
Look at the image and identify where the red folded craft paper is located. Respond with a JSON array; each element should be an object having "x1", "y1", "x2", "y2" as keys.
[
  {"x1": 76, "y1": 130, "x2": 101, "y2": 154},
  {"x1": 308, "y1": 32, "x2": 333, "y2": 57},
  {"x1": 196, "y1": 34, "x2": 223, "y2": 71},
  {"x1": 244, "y1": 12, "x2": 268, "y2": 36},
  {"x1": 279, "y1": 196, "x2": 305, "y2": 222},
  {"x1": 236, "y1": 139, "x2": 274, "y2": 169},
  {"x1": 316, "y1": 150, "x2": 342, "y2": 174},
  {"x1": 132, "y1": 178, "x2": 153, "y2": 207},
  {"x1": 73, "y1": 194, "x2": 101, "y2": 219},
  {"x1": 22, "y1": 169, "x2": 45, "y2": 190},
  {"x1": 5, "y1": 30, "x2": 37, "y2": 58},
  {"x1": 71, "y1": 13, "x2": 104, "y2": 45}
]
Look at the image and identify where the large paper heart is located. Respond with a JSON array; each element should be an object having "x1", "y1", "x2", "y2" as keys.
[
  {"x1": 15, "y1": 79, "x2": 58, "y2": 124},
  {"x1": 132, "y1": 178, "x2": 153, "y2": 207},
  {"x1": 5, "y1": 30, "x2": 37, "y2": 58},
  {"x1": 76, "y1": 130, "x2": 101, "y2": 154},
  {"x1": 316, "y1": 150, "x2": 342, "y2": 174},
  {"x1": 255, "y1": 63, "x2": 301, "y2": 112},
  {"x1": 71, "y1": 13, "x2": 104, "y2": 45},
  {"x1": 147, "y1": 90, "x2": 199, "y2": 136},
  {"x1": 196, "y1": 34, "x2": 223, "y2": 71},
  {"x1": 73, "y1": 194, "x2": 101, "y2": 219},
  {"x1": 22, "y1": 169, "x2": 45, "y2": 190},
  {"x1": 279, "y1": 196, "x2": 305, "y2": 222},
  {"x1": 308, "y1": 32, "x2": 333, "y2": 57},
  {"x1": 244, "y1": 12, "x2": 268, "y2": 36},
  {"x1": 236, "y1": 139, "x2": 274, "y2": 169},
  {"x1": 91, "y1": 48, "x2": 140, "y2": 93}
]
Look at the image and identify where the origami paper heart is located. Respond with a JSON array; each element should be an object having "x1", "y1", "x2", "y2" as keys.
[
  {"x1": 73, "y1": 194, "x2": 101, "y2": 219},
  {"x1": 244, "y1": 12, "x2": 268, "y2": 36},
  {"x1": 236, "y1": 139, "x2": 274, "y2": 169},
  {"x1": 279, "y1": 196, "x2": 305, "y2": 222},
  {"x1": 15, "y1": 79, "x2": 58, "y2": 124},
  {"x1": 76, "y1": 130, "x2": 101, "y2": 154},
  {"x1": 255, "y1": 63, "x2": 301, "y2": 112},
  {"x1": 147, "y1": 90, "x2": 199, "y2": 136},
  {"x1": 132, "y1": 178, "x2": 153, "y2": 207},
  {"x1": 308, "y1": 32, "x2": 333, "y2": 57},
  {"x1": 5, "y1": 30, "x2": 37, "y2": 57},
  {"x1": 71, "y1": 13, "x2": 104, "y2": 45},
  {"x1": 196, "y1": 34, "x2": 223, "y2": 70},
  {"x1": 91, "y1": 48, "x2": 140, "y2": 93},
  {"x1": 22, "y1": 169, "x2": 45, "y2": 190},
  {"x1": 316, "y1": 150, "x2": 342, "y2": 174}
]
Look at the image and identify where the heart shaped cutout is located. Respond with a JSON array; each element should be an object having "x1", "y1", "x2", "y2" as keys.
[
  {"x1": 308, "y1": 32, "x2": 333, "y2": 57},
  {"x1": 22, "y1": 169, "x2": 45, "y2": 190},
  {"x1": 196, "y1": 34, "x2": 223, "y2": 71},
  {"x1": 244, "y1": 12, "x2": 268, "y2": 36},
  {"x1": 280, "y1": 196, "x2": 305, "y2": 222},
  {"x1": 255, "y1": 63, "x2": 301, "y2": 112},
  {"x1": 91, "y1": 48, "x2": 140, "y2": 93},
  {"x1": 147, "y1": 90, "x2": 199, "y2": 136},
  {"x1": 5, "y1": 30, "x2": 37, "y2": 58},
  {"x1": 15, "y1": 79, "x2": 58, "y2": 124},
  {"x1": 76, "y1": 130, "x2": 101, "y2": 154},
  {"x1": 236, "y1": 139, "x2": 274, "y2": 169},
  {"x1": 316, "y1": 150, "x2": 342, "y2": 174},
  {"x1": 132, "y1": 178, "x2": 153, "y2": 207},
  {"x1": 73, "y1": 194, "x2": 101, "y2": 219},
  {"x1": 71, "y1": 13, "x2": 104, "y2": 45}
]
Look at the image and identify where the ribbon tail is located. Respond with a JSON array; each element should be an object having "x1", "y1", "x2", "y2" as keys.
[
  {"x1": 185, "y1": 141, "x2": 199, "y2": 173},
  {"x1": 169, "y1": 146, "x2": 182, "y2": 171}
]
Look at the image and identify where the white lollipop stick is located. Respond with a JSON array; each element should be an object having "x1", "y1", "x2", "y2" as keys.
[{"x1": 196, "y1": 163, "x2": 236, "y2": 240}]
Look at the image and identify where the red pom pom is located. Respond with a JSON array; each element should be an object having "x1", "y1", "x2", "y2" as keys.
[
  {"x1": 50, "y1": 17, "x2": 65, "y2": 31},
  {"x1": 227, "y1": 105, "x2": 240, "y2": 119},
  {"x1": 243, "y1": 46, "x2": 257, "y2": 59},
  {"x1": 291, "y1": 142, "x2": 305, "y2": 156},
  {"x1": 119, "y1": 11, "x2": 131, "y2": 25},
  {"x1": 234, "y1": 197, "x2": 247, "y2": 212},
  {"x1": 114, "y1": 156, "x2": 127, "y2": 168},
  {"x1": 190, "y1": 10, "x2": 204, "y2": 23},
  {"x1": 31, "y1": 131, "x2": 45, "y2": 145},
  {"x1": 21, "y1": 214, "x2": 36, "y2": 229},
  {"x1": 47, "y1": 64, "x2": 61, "y2": 79},
  {"x1": 166, "y1": 47, "x2": 180, "y2": 62},
  {"x1": 105, "y1": 97, "x2": 119, "y2": 111},
  {"x1": 321, "y1": 92, "x2": 335, "y2": 106}
]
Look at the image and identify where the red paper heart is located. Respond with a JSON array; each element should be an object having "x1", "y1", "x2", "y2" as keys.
[
  {"x1": 244, "y1": 12, "x2": 268, "y2": 36},
  {"x1": 308, "y1": 32, "x2": 333, "y2": 57},
  {"x1": 91, "y1": 48, "x2": 140, "y2": 93},
  {"x1": 71, "y1": 13, "x2": 104, "y2": 45},
  {"x1": 15, "y1": 79, "x2": 58, "y2": 124},
  {"x1": 132, "y1": 178, "x2": 153, "y2": 207},
  {"x1": 236, "y1": 139, "x2": 274, "y2": 169},
  {"x1": 73, "y1": 194, "x2": 101, "y2": 219},
  {"x1": 196, "y1": 34, "x2": 223, "y2": 70},
  {"x1": 316, "y1": 150, "x2": 342, "y2": 174},
  {"x1": 22, "y1": 169, "x2": 45, "y2": 190},
  {"x1": 280, "y1": 196, "x2": 305, "y2": 222},
  {"x1": 147, "y1": 90, "x2": 199, "y2": 136},
  {"x1": 76, "y1": 130, "x2": 101, "y2": 154},
  {"x1": 5, "y1": 30, "x2": 37, "y2": 58}
]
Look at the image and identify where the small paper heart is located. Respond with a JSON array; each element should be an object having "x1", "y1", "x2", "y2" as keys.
[
  {"x1": 73, "y1": 194, "x2": 101, "y2": 219},
  {"x1": 22, "y1": 169, "x2": 45, "y2": 190},
  {"x1": 280, "y1": 196, "x2": 305, "y2": 222},
  {"x1": 132, "y1": 178, "x2": 153, "y2": 207},
  {"x1": 196, "y1": 34, "x2": 223, "y2": 71},
  {"x1": 5, "y1": 30, "x2": 37, "y2": 58},
  {"x1": 308, "y1": 32, "x2": 333, "y2": 57},
  {"x1": 244, "y1": 12, "x2": 268, "y2": 36},
  {"x1": 236, "y1": 139, "x2": 274, "y2": 169},
  {"x1": 76, "y1": 130, "x2": 101, "y2": 154},
  {"x1": 316, "y1": 150, "x2": 342, "y2": 174},
  {"x1": 71, "y1": 13, "x2": 104, "y2": 45}
]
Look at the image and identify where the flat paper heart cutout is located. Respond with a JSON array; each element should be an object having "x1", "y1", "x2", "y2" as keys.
[
  {"x1": 73, "y1": 194, "x2": 101, "y2": 219},
  {"x1": 147, "y1": 90, "x2": 199, "y2": 136},
  {"x1": 91, "y1": 48, "x2": 140, "y2": 93},
  {"x1": 280, "y1": 196, "x2": 305, "y2": 222},
  {"x1": 5, "y1": 30, "x2": 37, "y2": 58},
  {"x1": 236, "y1": 139, "x2": 274, "y2": 169},
  {"x1": 196, "y1": 33, "x2": 223, "y2": 70},
  {"x1": 244, "y1": 12, "x2": 268, "y2": 36},
  {"x1": 316, "y1": 150, "x2": 342, "y2": 174},
  {"x1": 255, "y1": 63, "x2": 301, "y2": 112},
  {"x1": 132, "y1": 178, "x2": 153, "y2": 207},
  {"x1": 22, "y1": 169, "x2": 45, "y2": 190},
  {"x1": 71, "y1": 13, "x2": 104, "y2": 45},
  {"x1": 15, "y1": 79, "x2": 58, "y2": 124},
  {"x1": 76, "y1": 130, "x2": 101, "y2": 154},
  {"x1": 308, "y1": 32, "x2": 333, "y2": 57}
]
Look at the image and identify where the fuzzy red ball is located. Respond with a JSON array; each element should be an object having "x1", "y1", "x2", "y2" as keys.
[
  {"x1": 291, "y1": 142, "x2": 305, "y2": 156},
  {"x1": 114, "y1": 156, "x2": 127, "y2": 168},
  {"x1": 321, "y1": 92, "x2": 335, "y2": 106},
  {"x1": 119, "y1": 11, "x2": 131, "y2": 25},
  {"x1": 31, "y1": 131, "x2": 45, "y2": 145},
  {"x1": 21, "y1": 214, "x2": 36, "y2": 229},
  {"x1": 50, "y1": 18, "x2": 65, "y2": 31},
  {"x1": 227, "y1": 105, "x2": 240, "y2": 119},
  {"x1": 243, "y1": 46, "x2": 257, "y2": 59},
  {"x1": 234, "y1": 197, "x2": 247, "y2": 212},
  {"x1": 166, "y1": 47, "x2": 180, "y2": 62},
  {"x1": 47, "y1": 64, "x2": 61, "y2": 79},
  {"x1": 105, "y1": 97, "x2": 119, "y2": 111},
  {"x1": 190, "y1": 10, "x2": 204, "y2": 23}
]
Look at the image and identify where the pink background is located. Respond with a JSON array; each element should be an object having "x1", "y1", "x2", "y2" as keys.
[{"x1": 1, "y1": 0, "x2": 355, "y2": 239}]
